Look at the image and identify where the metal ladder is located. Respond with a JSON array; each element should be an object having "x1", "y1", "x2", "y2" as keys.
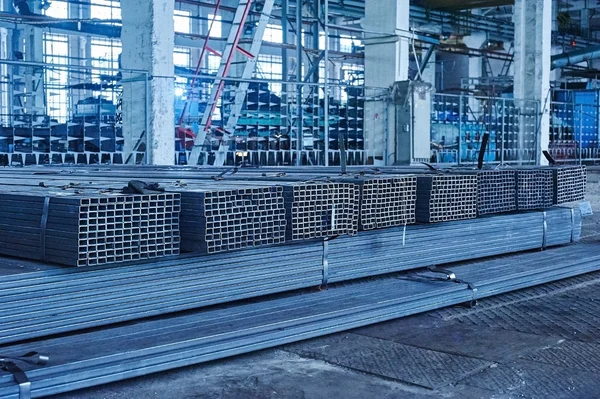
[{"x1": 188, "y1": 0, "x2": 275, "y2": 166}]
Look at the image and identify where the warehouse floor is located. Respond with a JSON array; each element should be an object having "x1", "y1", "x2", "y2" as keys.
[{"x1": 47, "y1": 170, "x2": 600, "y2": 399}]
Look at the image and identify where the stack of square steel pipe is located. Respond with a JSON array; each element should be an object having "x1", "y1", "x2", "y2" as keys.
[
  {"x1": 178, "y1": 184, "x2": 287, "y2": 254},
  {"x1": 339, "y1": 175, "x2": 417, "y2": 230},
  {"x1": 415, "y1": 174, "x2": 478, "y2": 223},
  {"x1": 444, "y1": 169, "x2": 517, "y2": 216},
  {"x1": 282, "y1": 181, "x2": 360, "y2": 240},
  {"x1": 0, "y1": 188, "x2": 180, "y2": 266},
  {"x1": 174, "y1": 174, "x2": 361, "y2": 241},
  {"x1": 0, "y1": 237, "x2": 594, "y2": 399},
  {"x1": 552, "y1": 165, "x2": 587, "y2": 204},
  {"x1": 472, "y1": 169, "x2": 517, "y2": 215},
  {"x1": 515, "y1": 168, "x2": 554, "y2": 210}
]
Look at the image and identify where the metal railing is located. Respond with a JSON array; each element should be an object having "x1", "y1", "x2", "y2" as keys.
[
  {"x1": 0, "y1": 59, "x2": 149, "y2": 166},
  {"x1": 174, "y1": 74, "x2": 389, "y2": 167},
  {"x1": 431, "y1": 93, "x2": 540, "y2": 166},
  {"x1": 549, "y1": 101, "x2": 599, "y2": 164}
]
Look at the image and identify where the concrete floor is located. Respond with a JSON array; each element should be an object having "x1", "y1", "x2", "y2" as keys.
[{"x1": 50, "y1": 171, "x2": 600, "y2": 399}]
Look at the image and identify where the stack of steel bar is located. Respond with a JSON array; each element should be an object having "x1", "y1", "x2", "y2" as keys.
[
  {"x1": 0, "y1": 242, "x2": 597, "y2": 399},
  {"x1": 0, "y1": 207, "x2": 579, "y2": 345},
  {"x1": 415, "y1": 174, "x2": 478, "y2": 223},
  {"x1": 516, "y1": 168, "x2": 554, "y2": 210},
  {"x1": 327, "y1": 206, "x2": 581, "y2": 282},
  {"x1": 178, "y1": 184, "x2": 287, "y2": 253},
  {"x1": 552, "y1": 165, "x2": 587, "y2": 204},
  {"x1": 0, "y1": 188, "x2": 180, "y2": 267}
]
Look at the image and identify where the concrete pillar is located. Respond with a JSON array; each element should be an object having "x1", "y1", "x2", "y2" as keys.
[
  {"x1": 513, "y1": 0, "x2": 551, "y2": 165},
  {"x1": 121, "y1": 0, "x2": 175, "y2": 165},
  {"x1": 420, "y1": 51, "x2": 436, "y2": 86},
  {"x1": 581, "y1": 8, "x2": 591, "y2": 38},
  {"x1": 68, "y1": 1, "x2": 90, "y2": 107},
  {"x1": 464, "y1": 32, "x2": 487, "y2": 115},
  {"x1": 550, "y1": 0, "x2": 562, "y2": 82},
  {"x1": 363, "y1": 0, "x2": 409, "y2": 165}
]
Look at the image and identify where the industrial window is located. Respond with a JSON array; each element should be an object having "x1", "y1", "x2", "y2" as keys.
[
  {"x1": 207, "y1": 54, "x2": 220, "y2": 74},
  {"x1": 174, "y1": 10, "x2": 191, "y2": 34},
  {"x1": 256, "y1": 55, "x2": 282, "y2": 95},
  {"x1": 174, "y1": 47, "x2": 191, "y2": 68},
  {"x1": 264, "y1": 24, "x2": 283, "y2": 43},
  {"x1": 43, "y1": 0, "x2": 68, "y2": 18},
  {"x1": 90, "y1": 38, "x2": 121, "y2": 103},
  {"x1": 208, "y1": 14, "x2": 222, "y2": 38},
  {"x1": 44, "y1": 34, "x2": 70, "y2": 122},
  {"x1": 206, "y1": 14, "x2": 222, "y2": 73},
  {"x1": 90, "y1": 0, "x2": 121, "y2": 21},
  {"x1": 340, "y1": 63, "x2": 364, "y2": 102},
  {"x1": 339, "y1": 35, "x2": 355, "y2": 53}
]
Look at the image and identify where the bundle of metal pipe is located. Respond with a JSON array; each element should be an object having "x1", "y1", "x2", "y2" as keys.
[
  {"x1": 338, "y1": 175, "x2": 417, "y2": 230},
  {"x1": 178, "y1": 184, "x2": 287, "y2": 254},
  {"x1": 0, "y1": 243, "x2": 324, "y2": 345},
  {"x1": 0, "y1": 172, "x2": 359, "y2": 250},
  {"x1": 516, "y1": 169, "x2": 555, "y2": 210},
  {"x1": 0, "y1": 187, "x2": 180, "y2": 267},
  {"x1": 415, "y1": 174, "x2": 478, "y2": 223},
  {"x1": 283, "y1": 181, "x2": 360, "y2": 240},
  {"x1": 448, "y1": 169, "x2": 517, "y2": 215},
  {"x1": 326, "y1": 206, "x2": 581, "y2": 283},
  {"x1": 0, "y1": 207, "x2": 579, "y2": 345},
  {"x1": 0, "y1": 242, "x2": 597, "y2": 399},
  {"x1": 552, "y1": 165, "x2": 587, "y2": 205}
]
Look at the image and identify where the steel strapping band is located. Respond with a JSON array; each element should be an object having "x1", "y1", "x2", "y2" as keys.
[
  {"x1": 40, "y1": 197, "x2": 50, "y2": 262},
  {"x1": 322, "y1": 239, "x2": 329, "y2": 286},
  {"x1": 0, "y1": 352, "x2": 48, "y2": 399},
  {"x1": 570, "y1": 207, "x2": 575, "y2": 243},
  {"x1": 542, "y1": 211, "x2": 547, "y2": 250},
  {"x1": 425, "y1": 266, "x2": 478, "y2": 306},
  {"x1": 456, "y1": 278, "x2": 478, "y2": 306},
  {"x1": 2, "y1": 362, "x2": 30, "y2": 399}
]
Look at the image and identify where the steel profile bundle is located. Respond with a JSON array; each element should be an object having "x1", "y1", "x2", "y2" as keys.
[
  {"x1": 0, "y1": 242, "x2": 598, "y2": 399},
  {"x1": 178, "y1": 184, "x2": 287, "y2": 254},
  {"x1": 281, "y1": 181, "x2": 359, "y2": 240},
  {"x1": 415, "y1": 174, "x2": 478, "y2": 223},
  {"x1": 552, "y1": 165, "x2": 587, "y2": 204},
  {"x1": 0, "y1": 188, "x2": 180, "y2": 267},
  {"x1": 201, "y1": 178, "x2": 362, "y2": 241},
  {"x1": 0, "y1": 243, "x2": 324, "y2": 345},
  {"x1": 0, "y1": 207, "x2": 579, "y2": 346},
  {"x1": 516, "y1": 168, "x2": 554, "y2": 210},
  {"x1": 326, "y1": 206, "x2": 581, "y2": 283},
  {"x1": 473, "y1": 169, "x2": 517, "y2": 215},
  {"x1": 342, "y1": 175, "x2": 417, "y2": 231}
]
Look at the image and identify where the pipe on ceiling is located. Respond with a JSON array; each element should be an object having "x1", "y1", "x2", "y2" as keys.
[{"x1": 551, "y1": 45, "x2": 600, "y2": 69}]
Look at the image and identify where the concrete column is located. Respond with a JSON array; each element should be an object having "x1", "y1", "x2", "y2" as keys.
[
  {"x1": 581, "y1": 8, "x2": 591, "y2": 38},
  {"x1": 363, "y1": 0, "x2": 409, "y2": 165},
  {"x1": 23, "y1": 1, "x2": 44, "y2": 121},
  {"x1": 420, "y1": 51, "x2": 436, "y2": 86},
  {"x1": 464, "y1": 32, "x2": 487, "y2": 115},
  {"x1": 121, "y1": 0, "x2": 175, "y2": 165},
  {"x1": 68, "y1": 1, "x2": 89, "y2": 107},
  {"x1": 514, "y1": 0, "x2": 551, "y2": 165}
]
